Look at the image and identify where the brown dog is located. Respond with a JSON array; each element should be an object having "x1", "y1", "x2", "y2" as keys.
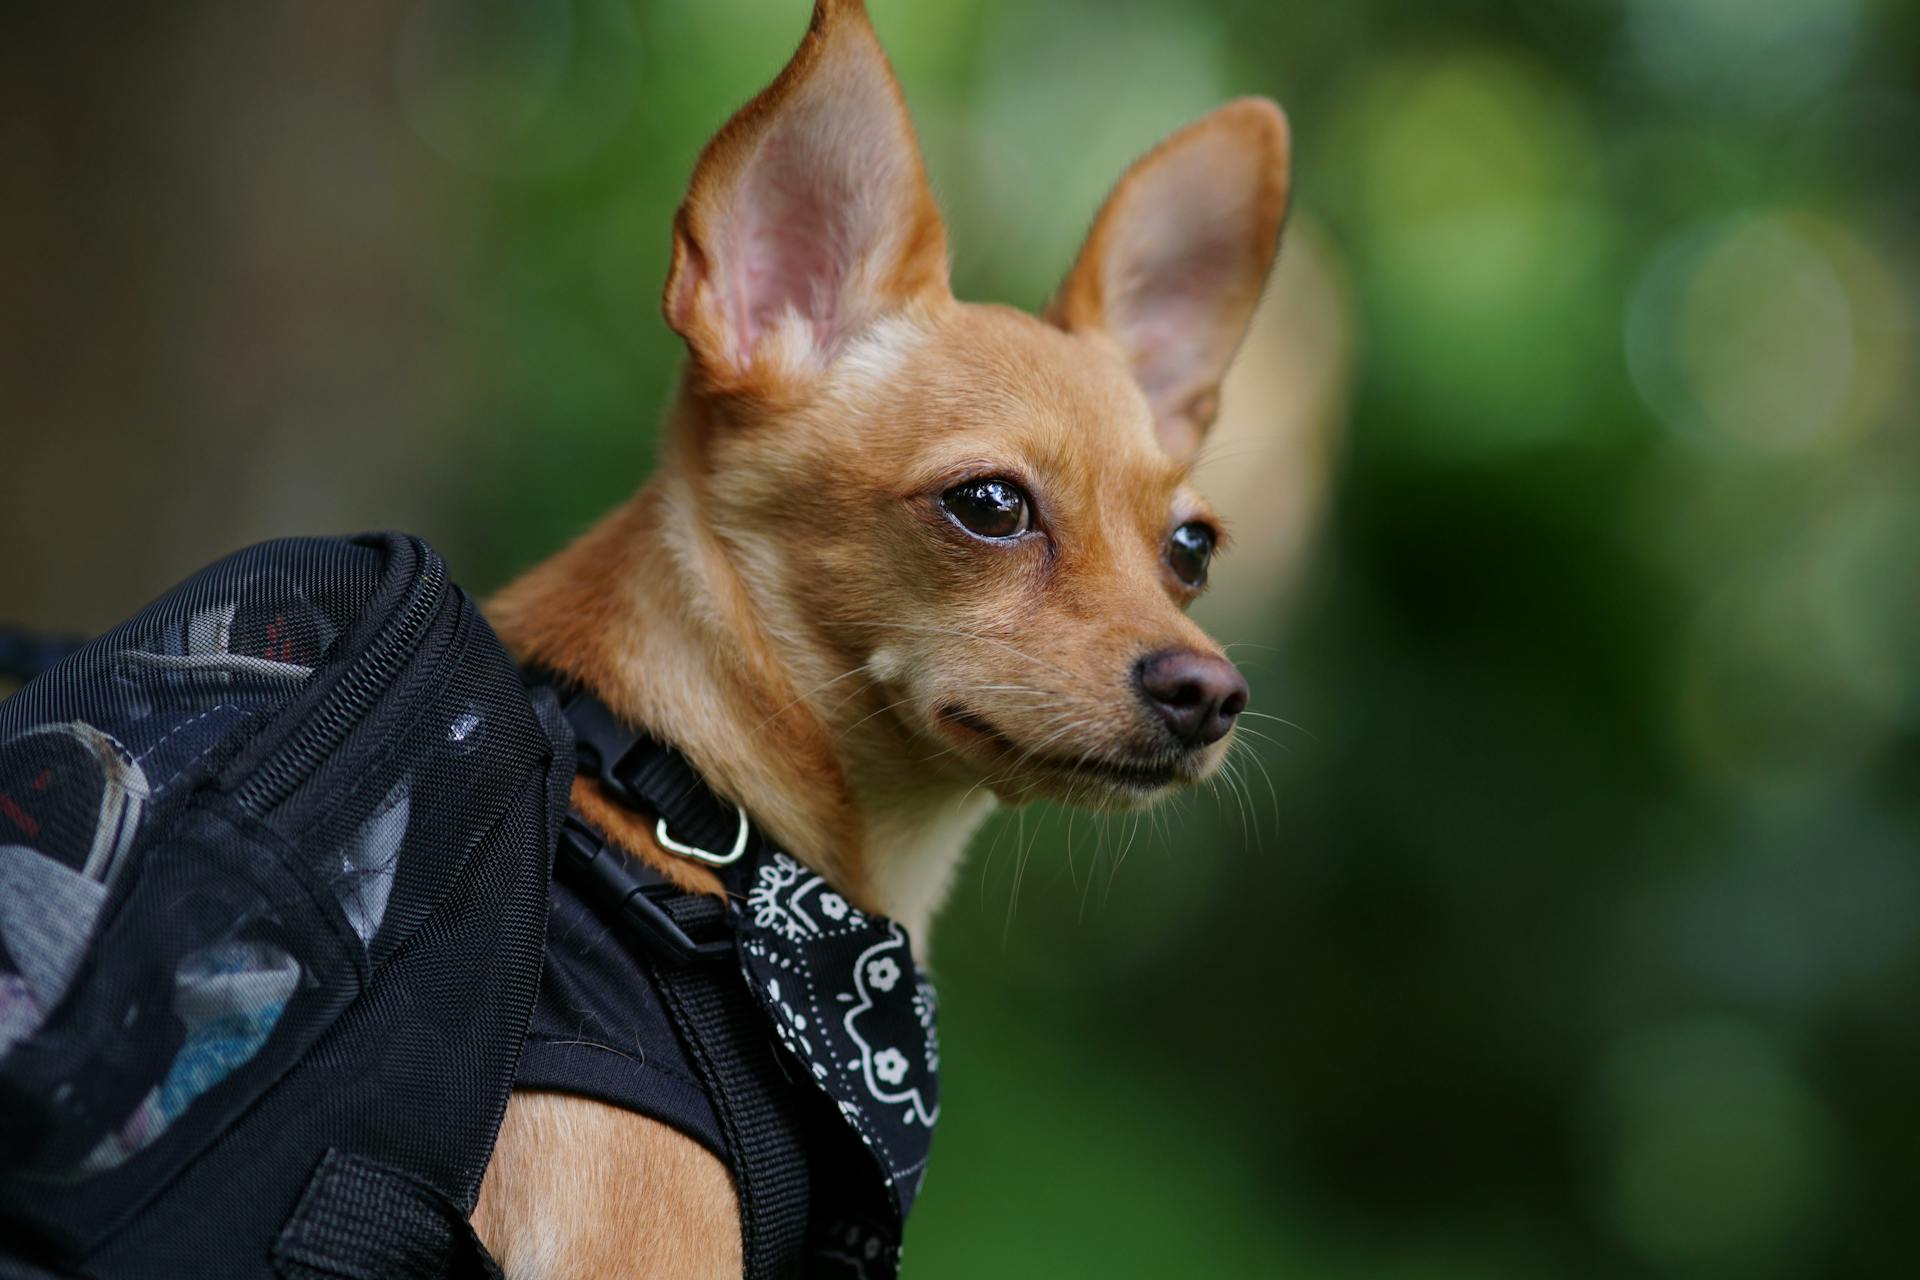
[{"x1": 471, "y1": 1, "x2": 1289, "y2": 1274}]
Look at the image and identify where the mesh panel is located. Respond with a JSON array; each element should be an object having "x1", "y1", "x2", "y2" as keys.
[{"x1": 0, "y1": 533, "x2": 567, "y2": 1273}]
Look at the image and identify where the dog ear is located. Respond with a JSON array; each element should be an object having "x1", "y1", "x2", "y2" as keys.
[
  {"x1": 1048, "y1": 99, "x2": 1291, "y2": 463},
  {"x1": 663, "y1": 0, "x2": 948, "y2": 393}
]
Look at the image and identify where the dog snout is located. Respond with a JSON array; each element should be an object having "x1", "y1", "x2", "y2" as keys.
[{"x1": 1133, "y1": 649, "x2": 1248, "y2": 748}]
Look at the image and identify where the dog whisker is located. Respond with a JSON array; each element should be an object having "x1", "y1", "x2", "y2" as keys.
[
  {"x1": 843, "y1": 693, "x2": 934, "y2": 735},
  {"x1": 1226, "y1": 723, "x2": 1294, "y2": 753},
  {"x1": 1236, "y1": 709, "x2": 1318, "y2": 741},
  {"x1": 1220, "y1": 753, "x2": 1253, "y2": 846},
  {"x1": 750, "y1": 662, "x2": 874, "y2": 734},
  {"x1": 1104, "y1": 809, "x2": 1142, "y2": 908},
  {"x1": 1002, "y1": 807, "x2": 1029, "y2": 945},
  {"x1": 1228, "y1": 733, "x2": 1284, "y2": 837},
  {"x1": 863, "y1": 621, "x2": 1078, "y2": 683}
]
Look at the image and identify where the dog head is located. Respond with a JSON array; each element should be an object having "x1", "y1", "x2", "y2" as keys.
[{"x1": 660, "y1": 0, "x2": 1289, "y2": 811}]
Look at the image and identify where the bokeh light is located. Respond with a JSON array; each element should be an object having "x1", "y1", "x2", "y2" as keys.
[
  {"x1": 1628, "y1": 0, "x2": 1861, "y2": 115},
  {"x1": 1677, "y1": 475, "x2": 1919, "y2": 790},
  {"x1": 1329, "y1": 49, "x2": 1616, "y2": 455},
  {"x1": 1627, "y1": 213, "x2": 1885, "y2": 453},
  {"x1": 1594, "y1": 1020, "x2": 1840, "y2": 1271},
  {"x1": 397, "y1": 0, "x2": 643, "y2": 178}
]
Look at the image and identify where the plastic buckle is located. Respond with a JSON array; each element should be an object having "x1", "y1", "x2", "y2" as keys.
[{"x1": 557, "y1": 815, "x2": 734, "y2": 966}]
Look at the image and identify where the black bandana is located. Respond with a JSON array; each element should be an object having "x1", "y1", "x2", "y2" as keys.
[{"x1": 733, "y1": 850, "x2": 939, "y2": 1227}]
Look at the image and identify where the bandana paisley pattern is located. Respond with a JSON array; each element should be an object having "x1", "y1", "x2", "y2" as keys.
[{"x1": 733, "y1": 850, "x2": 939, "y2": 1255}]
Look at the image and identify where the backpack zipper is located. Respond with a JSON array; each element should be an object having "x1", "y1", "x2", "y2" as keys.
[{"x1": 236, "y1": 545, "x2": 447, "y2": 814}]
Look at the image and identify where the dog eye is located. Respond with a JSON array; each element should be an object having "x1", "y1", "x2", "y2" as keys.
[
  {"x1": 942, "y1": 479, "x2": 1030, "y2": 539},
  {"x1": 1167, "y1": 523, "x2": 1215, "y2": 587}
]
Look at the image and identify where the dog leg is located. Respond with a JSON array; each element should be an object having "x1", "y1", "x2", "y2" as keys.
[{"x1": 474, "y1": 1090, "x2": 743, "y2": 1280}]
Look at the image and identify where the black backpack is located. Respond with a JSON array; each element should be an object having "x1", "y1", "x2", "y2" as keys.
[{"x1": 0, "y1": 533, "x2": 573, "y2": 1278}]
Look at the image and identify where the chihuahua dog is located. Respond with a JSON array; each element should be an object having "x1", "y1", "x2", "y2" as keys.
[{"x1": 470, "y1": 0, "x2": 1288, "y2": 1274}]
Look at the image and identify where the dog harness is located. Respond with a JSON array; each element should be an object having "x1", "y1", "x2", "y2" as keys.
[{"x1": 519, "y1": 685, "x2": 939, "y2": 1279}]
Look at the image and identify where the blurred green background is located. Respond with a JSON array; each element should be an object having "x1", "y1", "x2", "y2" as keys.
[{"x1": 4, "y1": 0, "x2": 1917, "y2": 1274}]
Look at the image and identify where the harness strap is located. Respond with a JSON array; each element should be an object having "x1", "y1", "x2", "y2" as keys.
[
  {"x1": 537, "y1": 677, "x2": 813, "y2": 1277},
  {"x1": 273, "y1": 1149, "x2": 502, "y2": 1280},
  {"x1": 557, "y1": 819, "x2": 813, "y2": 1276},
  {"x1": 646, "y1": 894, "x2": 812, "y2": 1279}
]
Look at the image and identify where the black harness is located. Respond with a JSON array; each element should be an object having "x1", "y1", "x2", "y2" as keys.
[{"x1": 526, "y1": 684, "x2": 939, "y2": 1279}]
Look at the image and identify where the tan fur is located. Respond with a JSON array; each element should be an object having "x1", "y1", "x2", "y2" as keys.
[
  {"x1": 472, "y1": 1092, "x2": 741, "y2": 1280},
  {"x1": 476, "y1": 1, "x2": 1291, "y2": 1274}
]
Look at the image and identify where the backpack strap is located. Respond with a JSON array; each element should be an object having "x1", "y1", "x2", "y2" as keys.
[{"x1": 273, "y1": 1149, "x2": 502, "y2": 1280}]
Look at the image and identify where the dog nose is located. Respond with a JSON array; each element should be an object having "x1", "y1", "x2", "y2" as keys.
[{"x1": 1133, "y1": 649, "x2": 1248, "y2": 747}]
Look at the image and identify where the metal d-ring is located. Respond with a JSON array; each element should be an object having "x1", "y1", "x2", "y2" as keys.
[{"x1": 655, "y1": 801, "x2": 750, "y2": 867}]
